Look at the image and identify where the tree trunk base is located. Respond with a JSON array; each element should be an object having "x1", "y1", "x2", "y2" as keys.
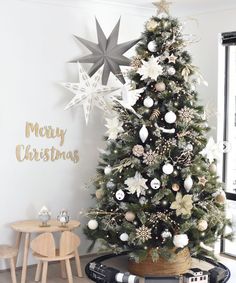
[{"x1": 128, "y1": 248, "x2": 191, "y2": 277}]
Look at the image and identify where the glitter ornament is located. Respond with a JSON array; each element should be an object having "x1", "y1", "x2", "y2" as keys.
[
  {"x1": 162, "y1": 163, "x2": 174, "y2": 175},
  {"x1": 147, "y1": 40, "x2": 157, "y2": 52},
  {"x1": 120, "y1": 233, "x2": 129, "y2": 241},
  {"x1": 132, "y1": 144, "x2": 144, "y2": 157},
  {"x1": 146, "y1": 19, "x2": 158, "y2": 32},
  {"x1": 106, "y1": 181, "x2": 116, "y2": 190},
  {"x1": 104, "y1": 165, "x2": 112, "y2": 175},
  {"x1": 155, "y1": 82, "x2": 166, "y2": 92},
  {"x1": 167, "y1": 66, "x2": 176, "y2": 76},
  {"x1": 164, "y1": 111, "x2": 177, "y2": 124},
  {"x1": 173, "y1": 234, "x2": 189, "y2": 248},
  {"x1": 197, "y1": 219, "x2": 208, "y2": 231},
  {"x1": 172, "y1": 183, "x2": 180, "y2": 192},
  {"x1": 162, "y1": 229, "x2": 172, "y2": 239},
  {"x1": 115, "y1": 189, "x2": 125, "y2": 201},
  {"x1": 88, "y1": 219, "x2": 98, "y2": 230},
  {"x1": 125, "y1": 211, "x2": 135, "y2": 222},
  {"x1": 139, "y1": 125, "x2": 149, "y2": 143},
  {"x1": 150, "y1": 178, "x2": 161, "y2": 190},
  {"x1": 143, "y1": 96, "x2": 154, "y2": 108},
  {"x1": 139, "y1": 196, "x2": 147, "y2": 205},
  {"x1": 184, "y1": 175, "x2": 193, "y2": 192}
]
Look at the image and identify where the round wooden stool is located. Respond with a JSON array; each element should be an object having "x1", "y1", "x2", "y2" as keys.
[{"x1": 0, "y1": 245, "x2": 18, "y2": 283}]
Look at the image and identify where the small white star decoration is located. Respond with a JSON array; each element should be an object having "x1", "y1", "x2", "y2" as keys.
[
  {"x1": 125, "y1": 171, "x2": 148, "y2": 197},
  {"x1": 152, "y1": 0, "x2": 172, "y2": 16},
  {"x1": 61, "y1": 63, "x2": 119, "y2": 124}
]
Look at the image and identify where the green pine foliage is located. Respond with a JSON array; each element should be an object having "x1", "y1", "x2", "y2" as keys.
[{"x1": 84, "y1": 14, "x2": 232, "y2": 262}]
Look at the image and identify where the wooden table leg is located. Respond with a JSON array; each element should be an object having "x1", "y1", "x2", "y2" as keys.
[
  {"x1": 75, "y1": 249, "x2": 83, "y2": 277},
  {"x1": 21, "y1": 233, "x2": 30, "y2": 283},
  {"x1": 14, "y1": 232, "x2": 22, "y2": 267}
]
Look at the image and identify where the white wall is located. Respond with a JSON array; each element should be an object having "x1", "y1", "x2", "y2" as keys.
[{"x1": 1, "y1": 0, "x2": 236, "y2": 270}]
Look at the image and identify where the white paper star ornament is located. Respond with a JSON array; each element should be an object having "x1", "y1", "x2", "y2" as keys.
[
  {"x1": 200, "y1": 137, "x2": 219, "y2": 163},
  {"x1": 61, "y1": 63, "x2": 119, "y2": 124}
]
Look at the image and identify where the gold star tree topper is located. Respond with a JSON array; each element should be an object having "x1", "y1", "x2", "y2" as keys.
[{"x1": 152, "y1": 0, "x2": 172, "y2": 16}]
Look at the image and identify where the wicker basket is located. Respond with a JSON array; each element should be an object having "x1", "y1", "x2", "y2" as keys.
[{"x1": 128, "y1": 248, "x2": 191, "y2": 277}]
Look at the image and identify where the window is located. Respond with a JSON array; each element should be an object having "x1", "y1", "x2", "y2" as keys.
[{"x1": 220, "y1": 32, "x2": 236, "y2": 257}]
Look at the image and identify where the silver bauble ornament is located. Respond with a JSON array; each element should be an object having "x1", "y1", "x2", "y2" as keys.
[
  {"x1": 147, "y1": 40, "x2": 157, "y2": 52},
  {"x1": 104, "y1": 165, "x2": 112, "y2": 175},
  {"x1": 115, "y1": 189, "x2": 125, "y2": 201},
  {"x1": 143, "y1": 96, "x2": 154, "y2": 108},
  {"x1": 184, "y1": 175, "x2": 193, "y2": 192},
  {"x1": 139, "y1": 125, "x2": 149, "y2": 143},
  {"x1": 167, "y1": 67, "x2": 176, "y2": 76},
  {"x1": 155, "y1": 82, "x2": 166, "y2": 92},
  {"x1": 120, "y1": 233, "x2": 129, "y2": 241},
  {"x1": 139, "y1": 196, "x2": 147, "y2": 205},
  {"x1": 106, "y1": 181, "x2": 116, "y2": 190},
  {"x1": 150, "y1": 178, "x2": 161, "y2": 190},
  {"x1": 88, "y1": 219, "x2": 98, "y2": 230},
  {"x1": 125, "y1": 211, "x2": 135, "y2": 222},
  {"x1": 162, "y1": 163, "x2": 174, "y2": 175},
  {"x1": 164, "y1": 111, "x2": 176, "y2": 124}
]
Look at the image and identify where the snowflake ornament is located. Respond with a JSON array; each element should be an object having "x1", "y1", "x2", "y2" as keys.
[
  {"x1": 105, "y1": 117, "x2": 124, "y2": 140},
  {"x1": 137, "y1": 55, "x2": 163, "y2": 81},
  {"x1": 135, "y1": 225, "x2": 152, "y2": 243},
  {"x1": 124, "y1": 171, "x2": 148, "y2": 197}
]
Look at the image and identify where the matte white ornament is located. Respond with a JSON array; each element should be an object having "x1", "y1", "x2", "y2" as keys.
[
  {"x1": 88, "y1": 219, "x2": 98, "y2": 230},
  {"x1": 150, "y1": 178, "x2": 161, "y2": 190},
  {"x1": 147, "y1": 40, "x2": 157, "y2": 52},
  {"x1": 116, "y1": 189, "x2": 125, "y2": 201},
  {"x1": 209, "y1": 163, "x2": 217, "y2": 173},
  {"x1": 125, "y1": 211, "x2": 136, "y2": 222},
  {"x1": 164, "y1": 111, "x2": 176, "y2": 124},
  {"x1": 162, "y1": 163, "x2": 174, "y2": 175},
  {"x1": 186, "y1": 144, "x2": 193, "y2": 151},
  {"x1": 143, "y1": 97, "x2": 154, "y2": 108},
  {"x1": 173, "y1": 234, "x2": 189, "y2": 248},
  {"x1": 139, "y1": 125, "x2": 149, "y2": 143},
  {"x1": 167, "y1": 67, "x2": 176, "y2": 76},
  {"x1": 184, "y1": 175, "x2": 193, "y2": 192},
  {"x1": 120, "y1": 233, "x2": 129, "y2": 241},
  {"x1": 155, "y1": 82, "x2": 166, "y2": 92},
  {"x1": 104, "y1": 165, "x2": 112, "y2": 175}
]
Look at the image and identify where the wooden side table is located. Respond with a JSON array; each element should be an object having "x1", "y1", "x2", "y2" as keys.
[{"x1": 11, "y1": 219, "x2": 82, "y2": 283}]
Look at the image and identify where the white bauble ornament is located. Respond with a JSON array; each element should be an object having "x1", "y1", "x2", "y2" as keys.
[
  {"x1": 139, "y1": 125, "x2": 149, "y2": 143},
  {"x1": 115, "y1": 189, "x2": 125, "y2": 201},
  {"x1": 209, "y1": 163, "x2": 217, "y2": 173},
  {"x1": 186, "y1": 144, "x2": 193, "y2": 151},
  {"x1": 125, "y1": 211, "x2": 135, "y2": 222},
  {"x1": 150, "y1": 178, "x2": 161, "y2": 190},
  {"x1": 88, "y1": 219, "x2": 98, "y2": 230},
  {"x1": 161, "y1": 229, "x2": 172, "y2": 239},
  {"x1": 120, "y1": 233, "x2": 129, "y2": 241},
  {"x1": 162, "y1": 163, "x2": 174, "y2": 175},
  {"x1": 155, "y1": 82, "x2": 166, "y2": 92},
  {"x1": 104, "y1": 165, "x2": 112, "y2": 175},
  {"x1": 147, "y1": 40, "x2": 157, "y2": 52},
  {"x1": 184, "y1": 175, "x2": 193, "y2": 192},
  {"x1": 167, "y1": 67, "x2": 176, "y2": 76},
  {"x1": 197, "y1": 219, "x2": 208, "y2": 231},
  {"x1": 173, "y1": 234, "x2": 189, "y2": 248},
  {"x1": 164, "y1": 111, "x2": 176, "y2": 124},
  {"x1": 143, "y1": 97, "x2": 154, "y2": 108}
]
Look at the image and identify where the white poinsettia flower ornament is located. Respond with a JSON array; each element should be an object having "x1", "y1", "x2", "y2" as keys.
[
  {"x1": 105, "y1": 116, "x2": 124, "y2": 140},
  {"x1": 200, "y1": 137, "x2": 219, "y2": 163},
  {"x1": 124, "y1": 171, "x2": 148, "y2": 197},
  {"x1": 137, "y1": 55, "x2": 163, "y2": 81}
]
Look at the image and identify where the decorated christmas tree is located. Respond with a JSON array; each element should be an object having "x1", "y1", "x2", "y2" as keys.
[{"x1": 84, "y1": 0, "x2": 232, "y2": 271}]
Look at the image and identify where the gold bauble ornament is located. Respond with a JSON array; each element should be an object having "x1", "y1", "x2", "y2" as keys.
[
  {"x1": 146, "y1": 19, "x2": 158, "y2": 32},
  {"x1": 172, "y1": 183, "x2": 180, "y2": 192},
  {"x1": 215, "y1": 192, "x2": 226, "y2": 204},
  {"x1": 95, "y1": 188, "x2": 104, "y2": 200},
  {"x1": 125, "y1": 211, "x2": 136, "y2": 222},
  {"x1": 197, "y1": 219, "x2": 208, "y2": 231}
]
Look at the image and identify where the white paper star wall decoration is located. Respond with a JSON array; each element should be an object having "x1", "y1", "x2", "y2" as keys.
[
  {"x1": 200, "y1": 137, "x2": 219, "y2": 163},
  {"x1": 61, "y1": 63, "x2": 119, "y2": 124},
  {"x1": 72, "y1": 18, "x2": 140, "y2": 85},
  {"x1": 125, "y1": 171, "x2": 148, "y2": 197}
]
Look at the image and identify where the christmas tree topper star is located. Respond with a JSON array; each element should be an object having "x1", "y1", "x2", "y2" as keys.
[{"x1": 152, "y1": 0, "x2": 172, "y2": 16}]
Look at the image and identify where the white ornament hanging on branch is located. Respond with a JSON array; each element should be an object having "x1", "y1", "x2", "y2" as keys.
[
  {"x1": 139, "y1": 125, "x2": 149, "y2": 143},
  {"x1": 120, "y1": 233, "x2": 129, "y2": 241},
  {"x1": 88, "y1": 219, "x2": 98, "y2": 230},
  {"x1": 162, "y1": 163, "x2": 174, "y2": 175},
  {"x1": 150, "y1": 178, "x2": 161, "y2": 190},
  {"x1": 143, "y1": 97, "x2": 154, "y2": 108},
  {"x1": 115, "y1": 189, "x2": 125, "y2": 201},
  {"x1": 184, "y1": 175, "x2": 193, "y2": 192},
  {"x1": 104, "y1": 165, "x2": 112, "y2": 175},
  {"x1": 164, "y1": 111, "x2": 176, "y2": 124},
  {"x1": 147, "y1": 40, "x2": 157, "y2": 52}
]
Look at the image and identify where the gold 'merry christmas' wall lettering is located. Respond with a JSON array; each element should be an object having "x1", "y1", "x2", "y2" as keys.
[{"x1": 16, "y1": 122, "x2": 79, "y2": 163}]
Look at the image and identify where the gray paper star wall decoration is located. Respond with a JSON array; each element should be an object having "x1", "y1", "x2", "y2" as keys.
[{"x1": 71, "y1": 18, "x2": 140, "y2": 85}]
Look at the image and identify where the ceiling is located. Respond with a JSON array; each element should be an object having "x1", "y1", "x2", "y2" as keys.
[{"x1": 98, "y1": 0, "x2": 236, "y2": 16}]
